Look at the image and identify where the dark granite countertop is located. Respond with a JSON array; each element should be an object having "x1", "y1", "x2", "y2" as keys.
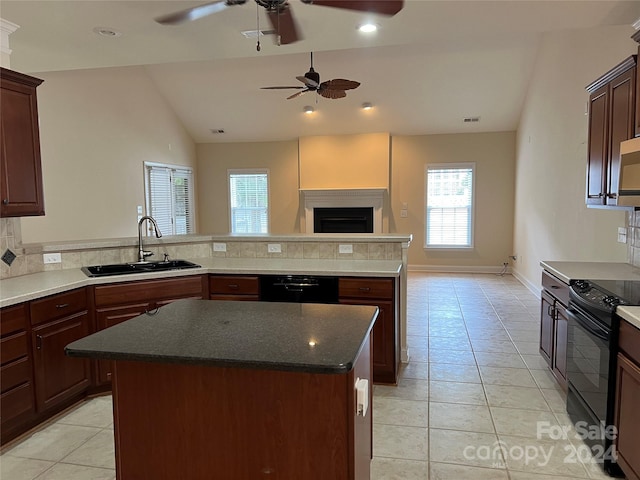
[{"x1": 65, "y1": 299, "x2": 378, "y2": 374}]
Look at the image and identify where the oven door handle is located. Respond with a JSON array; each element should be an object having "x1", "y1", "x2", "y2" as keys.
[{"x1": 566, "y1": 308, "x2": 609, "y2": 341}]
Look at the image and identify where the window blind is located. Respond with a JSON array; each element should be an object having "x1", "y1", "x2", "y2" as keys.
[
  {"x1": 229, "y1": 171, "x2": 269, "y2": 234},
  {"x1": 425, "y1": 165, "x2": 474, "y2": 247},
  {"x1": 145, "y1": 163, "x2": 194, "y2": 236}
]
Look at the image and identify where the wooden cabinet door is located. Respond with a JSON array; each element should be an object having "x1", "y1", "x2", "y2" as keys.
[
  {"x1": 552, "y1": 303, "x2": 568, "y2": 389},
  {"x1": 95, "y1": 303, "x2": 149, "y2": 384},
  {"x1": 615, "y1": 353, "x2": 640, "y2": 480},
  {"x1": 539, "y1": 291, "x2": 554, "y2": 365},
  {"x1": 32, "y1": 312, "x2": 91, "y2": 412},
  {"x1": 606, "y1": 67, "x2": 636, "y2": 205},
  {"x1": 586, "y1": 84, "x2": 609, "y2": 205},
  {"x1": 341, "y1": 298, "x2": 394, "y2": 384},
  {"x1": 0, "y1": 69, "x2": 45, "y2": 217}
]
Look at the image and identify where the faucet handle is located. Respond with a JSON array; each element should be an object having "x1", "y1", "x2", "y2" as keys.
[{"x1": 163, "y1": 253, "x2": 170, "y2": 262}]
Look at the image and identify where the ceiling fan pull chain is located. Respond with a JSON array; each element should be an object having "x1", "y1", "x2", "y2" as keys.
[
  {"x1": 256, "y1": 2, "x2": 261, "y2": 51},
  {"x1": 276, "y1": 4, "x2": 281, "y2": 46}
]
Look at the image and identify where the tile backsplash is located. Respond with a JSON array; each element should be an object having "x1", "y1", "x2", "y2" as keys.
[
  {"x1": 628, "y1": 210, "x2": 640, "y2": 267},
  {"x1": 0, "y1": 229, "x2": 405, "y2": 280}
]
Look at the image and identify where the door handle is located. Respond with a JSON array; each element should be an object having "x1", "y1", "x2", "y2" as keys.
[{"x1": 36, "y1": 334, "x2": 43, "y2": 350}]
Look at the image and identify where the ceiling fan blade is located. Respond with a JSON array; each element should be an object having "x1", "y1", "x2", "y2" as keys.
[
  {"x1": 301, "y1": 0, "x2": 403, "y2": 16},
  {"x1": 318, "y1": 88, "x2": 347, "y2": 99},
  {"x1": 261, "y1": 86, "x2": 305, "y2": 90},
  {"x1": 296, "y1": 76, "x2": 319, "y2": 88},
  {"x1": 267, "y1": 5, "x2": 301, "y2": 44},
  {"x1": 155, "y1": 0, "x2": 234, "y2": 25},
  {"x1": 287, "y1": 89, "x2": 310, "y2": 100},
  {"x1": 321, "y1": 79, "x2": 361, "y2": 91}
]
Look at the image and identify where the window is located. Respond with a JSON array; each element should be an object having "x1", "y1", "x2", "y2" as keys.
[
  {"x1": 144, "y1": 162, "x2": 194, "y2": 235},
  {"x1": 425, "y1": 163, "x2": 475, "y2": 248},
  {"x1": 228, "y1": 169, "x2": 269, "y2": 233}
]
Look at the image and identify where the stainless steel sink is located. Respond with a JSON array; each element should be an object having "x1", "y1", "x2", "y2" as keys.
[{"x1": 81, "y1": 260, "x2": 201, "y2": 277}]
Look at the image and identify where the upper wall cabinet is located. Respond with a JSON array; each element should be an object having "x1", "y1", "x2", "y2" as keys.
[
  {"x1": 0, "y1": 68, "x2": 45, "y2": 217},
  {"x1": 586, "y1": 56, "x2": 636, "y2": 207}
]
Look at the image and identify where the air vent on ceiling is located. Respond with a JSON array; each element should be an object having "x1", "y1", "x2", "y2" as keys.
[
  {"x1": 241, "y1": 29, "x2": 276, "y2": 38},
  {"x1": 463, "y1": 116, "x2": 481, "y2": 123}
]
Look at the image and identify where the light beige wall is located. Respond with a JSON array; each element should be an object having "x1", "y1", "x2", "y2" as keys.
[
  {"x1": 513, "y1": 26, "x2": 635, "y2": 290},
  {"x1": 196, "y1": 141, "x2": 300, "y2": 234},
  {"x1": 391, "y1": 132, "x2": 516, "y2": 268},
  {"x1": 20, "y1": 66, "x2": 196, "y2": 243},
  {"x1": 299, "y1": 133, "x2": 390, "y2": 189}
]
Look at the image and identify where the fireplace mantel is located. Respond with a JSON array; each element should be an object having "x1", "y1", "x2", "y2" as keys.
[{"x1": 300, "y1": 188, "x2": 386, "y2": 233}]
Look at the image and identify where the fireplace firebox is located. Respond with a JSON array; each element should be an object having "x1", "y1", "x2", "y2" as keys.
[{"x1": 313, "y1": 207, "x2": 374, "y2": 233}]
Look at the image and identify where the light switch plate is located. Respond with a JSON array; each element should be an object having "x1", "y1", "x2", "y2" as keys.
[
  {"x1": 213, "y1": 242, "x2": 227, "y2": 252},
  {"x1": 400, "y1": 209, "x2": 408, "y2": 218}
]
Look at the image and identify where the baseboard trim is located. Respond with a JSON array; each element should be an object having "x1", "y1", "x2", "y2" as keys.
[
  {"x1": 408, "y1": 264, "x2": 512, "y2": 274},
  {"x1": 511, "y1": 268, "x2": 540, "y2": 298}
]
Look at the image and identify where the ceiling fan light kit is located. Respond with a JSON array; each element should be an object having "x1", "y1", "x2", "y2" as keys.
[
  {"x1": 303, "y1": 105, "x2": 315, "y2": 114},
  {"x1": 362, "y1": 102, "x2": 373, "y2": 110}
]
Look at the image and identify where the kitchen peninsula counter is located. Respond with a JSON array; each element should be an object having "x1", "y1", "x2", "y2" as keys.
[
  {"x1": 65, "y1": 300, "x2": 377, "y2": 480},
  {"x1": 0, "y1": 257, "x2": 402, "y2": 308}
]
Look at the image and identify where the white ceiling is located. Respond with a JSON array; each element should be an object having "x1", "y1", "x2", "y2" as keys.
[{"x1": 3, "y1": 1, "x2": 640, "y2": 143}]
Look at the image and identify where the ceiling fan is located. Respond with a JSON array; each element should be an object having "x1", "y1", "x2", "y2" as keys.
[
  {"x1": 260, "y1": 52, "x2": 360, "y2": 99},
  {"x1": 155, "y1": 0, "x2": 404, "y2": 45}
]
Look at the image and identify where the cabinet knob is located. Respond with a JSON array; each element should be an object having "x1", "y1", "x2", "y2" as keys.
[{"x1": 2, "y1": 199, "x2": 8, "y2": 205}]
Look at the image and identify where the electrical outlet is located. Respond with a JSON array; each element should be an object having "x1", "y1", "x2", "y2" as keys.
[
  {"x1": 400, "y1": 209, "x2": 408, "y2": 218},
  {"x1": 213, "y1": 242, "x2": 226, "y2": 252},
  {"x1": 618, "y1": 227, "x2": 628, "y2": 244},
  {"x1": 43, "y1": 253, "x2": 62, "y2": 264},
  {"x1": 267, "y1": 243, "x2": 281, "y2": 253},
  {"x1": 339, "y1": 244, "x2": 353, "y2": 254}
]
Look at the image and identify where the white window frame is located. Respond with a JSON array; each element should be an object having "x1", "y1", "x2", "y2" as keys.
[
  {"x1": 424, "y1": 162, "x2": 476, "y2": 249},
  {"x1": 143, "y1": 161, "x2": 195, "y2": 236},
  {"x1": 227, "y1": 168, "x2": 270, "y2": 234}
]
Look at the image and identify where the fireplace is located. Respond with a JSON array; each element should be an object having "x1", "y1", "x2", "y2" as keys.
[
  {"x1": 314, "y1": 207, "x2": 374, "y2": 233},
  {"x1": 300, "y1": 188, "x2": 385, "y2": 233}
]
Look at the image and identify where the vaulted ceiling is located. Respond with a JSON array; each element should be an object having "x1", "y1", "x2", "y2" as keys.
[{"x1": 3, "y1": 1, "x2": 639, "y2": 142}]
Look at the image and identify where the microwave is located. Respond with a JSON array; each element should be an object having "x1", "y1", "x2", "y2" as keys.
[{"x1": 618, "y1": 136, "x2": 640, "y2": 207}]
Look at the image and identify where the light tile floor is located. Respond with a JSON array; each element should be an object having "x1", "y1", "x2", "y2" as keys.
[{"x1": 1, "y1": 273, "x2": 612, "y2": 479}]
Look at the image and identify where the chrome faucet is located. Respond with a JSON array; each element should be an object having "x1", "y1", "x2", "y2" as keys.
[{"x1": 137, "y1": 216, "x2": 162, "y2": 263}]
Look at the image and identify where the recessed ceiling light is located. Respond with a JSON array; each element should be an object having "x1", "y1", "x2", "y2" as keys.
[
  {"x1": 357, "y1": 23, "x2": 378, "y2": 33},
  {"x1": 362, "y1": 102, "x2": 373, "y2": 110},
  {"x1": 92, "y1": 27, "x2": 122, "y2": 37},
  {"x1": 303, "y1": 106, "x2": 315, "y2": 114}
]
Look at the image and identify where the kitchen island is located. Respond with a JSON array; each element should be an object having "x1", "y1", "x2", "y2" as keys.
[{"x1": 65, "y1": 299, "x2": 377, "y2": 480}]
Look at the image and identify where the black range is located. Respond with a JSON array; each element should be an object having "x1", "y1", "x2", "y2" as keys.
[{"x1": 566, "y1": 279, "x2": 640, "y2": 477}]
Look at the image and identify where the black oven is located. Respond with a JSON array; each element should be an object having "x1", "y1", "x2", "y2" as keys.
[{"x1": 566, "y1": 279, "x2": 640, "y2": 477}]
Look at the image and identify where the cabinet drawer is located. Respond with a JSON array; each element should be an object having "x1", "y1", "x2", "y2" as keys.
[
  {"x1": 94, "y1": 276, "x2": 204, "y2": 307},
  {"x1": 0, "y1": 303, "x2": 28, "y2": 336},
  {"x1": 619, "y1": 320, "x2": 640, "y2": 365},
  {"x1": 541, "y1": 271, "x2": 569, "y2": 306},
  {"x1": 0, "y1": 382, "x2": 35, "y2": 423},
  {"x1": 0, "y1": 331, "x2": 28, "y2": 365},
  {"x1": 1, "y1": 356, "x2": 32, "y2": 392},
  {"x1": 30, "y1": 288, "x2": 87, "y2": 326},
  {"x1": 339, "y1": 277, "x2": 394, "y2": 300},
  {"x1": 210, "y1": 276, "x2": 259, "y2": 295}
]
